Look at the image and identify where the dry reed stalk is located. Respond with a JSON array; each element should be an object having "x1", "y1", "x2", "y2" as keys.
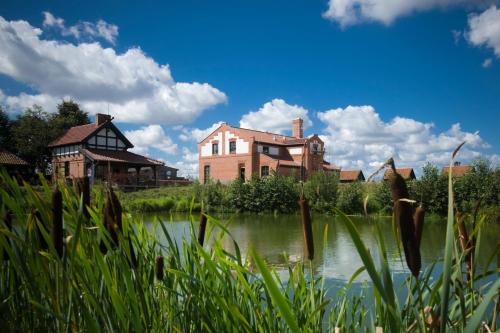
[
  {"x1": 198, "y1": 213, "x2": 207, "y2": 246},
  {"x1": 155, "y1": 256, "x2": 164, "y2": 281},
  {"x1": 456, "y1": 214, "x2": 473, "y2": 280},
  {"x1": 413, "y1": 205, "x2": 425, "y2": 249},
  {"x1": 52, "y1": 188, "x2": 63, "y2": 258},
  {"x1": 104, "y1": 187, "x2": 122, "y2": 248},
  {"x1": 298, "y1": 194, "x2": 314, "y2": 260},
  {"x1": 386, "y1": 158, "x2": 421, "y2": 277}
]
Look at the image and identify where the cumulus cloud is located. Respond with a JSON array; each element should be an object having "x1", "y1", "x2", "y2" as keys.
[
  {"x1": 0, "y1": 15, "x2": 227, "y2": 124},
  {"x1": 317, "y1": 105, "x2": 490, "y2": 173},
  {"x1": 125, "y1": 125, "x2": 178, "y2": 155},
  {"x1": 43, "y1": 11, "x2": 118, "y2": 44},
  {"x1": 466, "y1": 5, "x2": 500, "y2": 57},
  {"x1": 239, "y1": 99, "x2": 312, "y2": 134},
  {"x1": 178, "y1": 121, "x2": 224, "y2": 142},
  {"x1": 322, "y1": 0, "x2": 485, "y2": 27}
]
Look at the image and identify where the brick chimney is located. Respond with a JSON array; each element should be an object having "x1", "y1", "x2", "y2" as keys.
[
  {"x1": 292, "y1": 118, "x2": 303, "y2": 138},
  {"x1": 96, "y1": 113, "x2": 112, "y2": 126}
]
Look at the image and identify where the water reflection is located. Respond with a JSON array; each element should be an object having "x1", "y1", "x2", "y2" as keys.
[{"x1": 142, "y1": 213, "x2": 499, "y2": 283}]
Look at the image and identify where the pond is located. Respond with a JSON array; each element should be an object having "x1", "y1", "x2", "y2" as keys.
[{"x1": 141, "y1": 212, "x2": 499, "y2": 288}]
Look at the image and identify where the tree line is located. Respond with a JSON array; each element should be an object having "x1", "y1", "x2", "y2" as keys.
[{"x1": 0, "y1": 101, "x2": 90, "y2": 173}]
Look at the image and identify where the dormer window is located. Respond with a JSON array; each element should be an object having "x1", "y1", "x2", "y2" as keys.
[{"x1": 212, "y1": 143, "x2": 219, "y2": 155}]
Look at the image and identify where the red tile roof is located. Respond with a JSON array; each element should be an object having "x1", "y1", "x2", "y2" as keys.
[
  {"x1": 49, "y1": 123, "x2": 99, "y2": 147},
  {"x1": 277, "y1": 159, "x2": 301, "y2": 167},
  {"x1": 0, "y1": 149, "x2": 29, "y2": 166},
  {"x1": 340, "y1": 170, "x2": 365, "y2": 181},
  {"x1": 442, "y1": 165, "x2": 471, "y2": 177},
  {"x1": 82, "y1": 149, "x2": 163, "y2": 166},
  {"x1": 384, "y1": 168, "x2": 416, "y2": 180}
]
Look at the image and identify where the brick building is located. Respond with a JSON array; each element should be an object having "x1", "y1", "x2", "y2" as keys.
[
  {"x1": 198, "y1": 118, "x2": 338, "y2": 183},
  {"x1": 339, "y1": 170, "x2": 365, "y2": 183},
  {"x1": 49, "y1": 114, "x2": 163, "y2": 185}
]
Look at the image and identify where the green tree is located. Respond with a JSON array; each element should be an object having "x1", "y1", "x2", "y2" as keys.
[
  {"x1": 336, "y1": 181, "x2": 364, "y2": 215},
  {"x1": 412, "y1": 163, "x2": 448, "y2": 215},
  {"x1": 0, "y1": 107, "x2": 13, "y2": 148},
  {"x1": 49, "y1": 100, "x2": 90, "y2": 138},
  {"x1": 303, "y1": 171, "x2": 339, "y2": 213},
  {"x1": 11, "y1": 105, "x2": 52, "y2": 170}
]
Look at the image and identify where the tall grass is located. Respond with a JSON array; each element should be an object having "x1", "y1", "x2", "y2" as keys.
[{"x1": 0, "y1": 141, "x2": 498, "y2": 332}]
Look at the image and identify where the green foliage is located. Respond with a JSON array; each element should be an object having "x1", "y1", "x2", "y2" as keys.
[
  {"x1": 0, "y1": 107, "x2": 12, "y2": 147},
  {"x1": 336, "y1": 181, "x2": 363, "y2": 214},
  {"x1": 303, "y1": 171, "x2": 338, "y2": 213}
]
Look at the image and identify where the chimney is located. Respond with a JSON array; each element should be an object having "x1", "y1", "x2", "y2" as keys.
[
  {"x1": 292, "y1": 118, "x2": 303, "y2": 138},
  {"x1": 96, "y1": 113, "x2": 112, "y2": 126}
]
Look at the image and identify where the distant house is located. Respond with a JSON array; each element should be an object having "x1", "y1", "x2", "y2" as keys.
[
  {"x1": 383, "y1": 168, "x2": 416, "y2": 181},
  {"x1": 49, "y1": 113, "x2": 164, "y2": 185},
  {"x1": 442, "y1": 164, "x2": 471, "y2": 178},
  {"x1": 0, "y1": 149, "x2": 29, "y2": 176},
  {"x1": 198, "y1": 118, "x2": 335, "y2": 183},
  {"x1": 340, "y1": 170, "x2": 365, "y2": 183}
]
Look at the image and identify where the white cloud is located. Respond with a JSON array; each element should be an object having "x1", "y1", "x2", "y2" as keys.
[
  {"x1": 323, "y1": 0, "x2": 482, "y2": 27},
  {"x1": 125, "y1": 125, "x2": 178, "y2": 155},
  {"x1": 482, "y1": 58, "x2": 493, "y2": 67},
  {"x1": 239, "y1": 99, "x2": 312, "y2": 134},
  {"x1": 43, "y1": 11, "x2": 118, "y2": 44},
  {"x1": 0, "y1": 16, "x2": 227, "y2": 124},
  {"x1": 317, "y1": 105, "x2": 491, "y2": 173},
  {"x1": 466, "y1": 5, "x2": 500, "y2": 57},
  {"x1": 178, "y1": 121, "x2": 224, "y2": 142}
]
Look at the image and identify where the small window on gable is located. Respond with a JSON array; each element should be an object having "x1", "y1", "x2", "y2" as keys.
[
  {"x1": 261, "y1": 166, "x2": 269, "y2": 177},
  {"x1": 312, "y1": 143, "x2": 319, "y2": 154},
  {"x1": 263, "y1": 146, "x2": 269, "y2": 154},
  {"x1": 212, "y1": 143, "x2": 219, "y2": 155},
  {"x1": 229, "y1": 141, "x2": 236, "y2": 154}
]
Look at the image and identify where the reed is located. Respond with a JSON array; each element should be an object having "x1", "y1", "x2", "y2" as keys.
[
  {"x1": 198, "y1": 212, "x2": 207, "y2": 246},
  {"x1": 155, "y1": 256, "x2": 164, "y2": 281},
  {"x1": 298, "y1": 194, "x2": 314, "y2": 260},
  {"x1": 52, "y1": 188, "x2": 63, "y2": 258}
]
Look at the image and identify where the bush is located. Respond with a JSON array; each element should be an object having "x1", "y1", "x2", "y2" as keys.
[
  {"x1": 303, "y1": 171, "x2": 338, "y2": 213},
  {"x1": 336, "y1": 182, "x2": 364, "y2": 215}
]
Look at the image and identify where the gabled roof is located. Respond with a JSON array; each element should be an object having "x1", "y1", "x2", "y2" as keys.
[
  {"x1": 82, "y1": 148, "x2": 163, "y2": 166},
  {"x1": 442, "y1": 165, "x2": 471, "y2": 177},
  {"x1": 340, "y1": 170, "x2": 365, "y2": 181},
  {"x1": 0, "y1": 149, "x2": 29, "y2": 166},
  {"x1": 49, "y1": 122, "x2": 133, "y2": 148},
  {"x1": 384, "y1": 168, "x2": 416, "y2": 180}
]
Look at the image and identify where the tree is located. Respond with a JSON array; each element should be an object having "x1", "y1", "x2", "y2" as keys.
[
  {"x1": 11, "y1": 105, "x2": 52, "y2": 170},
  {"x1": 49, "y1": 100, "x2": 90, "y2": 139},
  {"x1": 0, "y1": 107, "x2": 13, "y2": 148}
]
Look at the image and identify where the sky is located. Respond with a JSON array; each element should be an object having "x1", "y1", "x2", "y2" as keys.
[{"x1": 0, "y1": 0, "x2": 499, "y2": 178}]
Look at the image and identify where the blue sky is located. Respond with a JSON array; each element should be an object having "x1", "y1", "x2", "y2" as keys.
[{"x1": 1, "y1": 0, "x2": 499, "y2": 177}]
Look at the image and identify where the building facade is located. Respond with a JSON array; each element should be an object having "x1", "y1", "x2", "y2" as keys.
[
  {"x1": 198, "y1": 118, "x2": 338, "y2": 183},
  {"x1": 49, "y1": 114, "x2": 163, "y2": 185}
]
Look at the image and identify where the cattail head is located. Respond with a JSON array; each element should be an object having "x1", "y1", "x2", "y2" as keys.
[
  {"x1": 298, "y1": 194, "x2": 314, "y2": 260},
  {"x1": 156, "y1": 256, "x2": 164, "y2": 281},
  {"x1": 52, "y1": 188, "x2": 63, "y2": 258},
  {"x1": 198, "y1": 213, "x2": 208, "y2": 246},
  {"x1": 104, "y1": 187, "x2": 122, "y2": 247},
  {"x1": 413, "y1": 204, "x2": 425, "y2": 250}
]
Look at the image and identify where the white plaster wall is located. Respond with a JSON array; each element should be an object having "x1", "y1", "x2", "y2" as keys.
[
  {"x1": 201, "y1": 132, "x2": 223, "y2": 157},
  {"x1": 225, "y1": 131, "x2": 249, "y2": 154},
  {"x1": 289, "y1": 147, "x2": 303, "y2": 155}
]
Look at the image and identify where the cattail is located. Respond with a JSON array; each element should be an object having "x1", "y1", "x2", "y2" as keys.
[
  {"x1": 299, "y1": 194, "x2": 314, "y2": 260},
  {"x1": 387, "y1": 158, "x2": 421, "y2": 277},
  {"x1": 34, "y1": 209, "x2": 48, "y2": 250},
  {"x1": 52, "y1": 188, "x2": 63, "y2": 258},
  {"x1": 156, "y1": 256, "x2": 164, "y2": 281},
  {"x1": 198, "y1": 213, "x2": 207, "y2": 246},
  {"x1": 413, "y1": 205, "x2": 425, "y2": 250},
  {"x1": 457, "y1": 216, "x2": 473, "y2": 280},
  {"x1": 104, "y1": 187, "x2": 122, "y2": 247},
  {"x1": 76, "y1": 177, "x2": 91, "y2": 219}
]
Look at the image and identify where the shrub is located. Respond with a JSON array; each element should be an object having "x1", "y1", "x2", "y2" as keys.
[
  {"x1": 303, "y1": 171, "x2": 339, "y2": 213},
  {"x1": 336, "y1": 181, "x2": 364, "y2": 215}
]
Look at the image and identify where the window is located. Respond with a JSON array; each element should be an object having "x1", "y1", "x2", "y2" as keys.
[
  {"x1": 64, "y1": 161, "x2": 70, "y2": 177},
  {"x1": 229, "y1": 141, "x2": 236, "y2": 154},
  {"x1": 204, "y1": 165, "x2": 210, "y2": 184},
  {"x1": 261, "y1": 166, "x2": 269, "y2": 177},
  {"x1": 212, "y1": 143, "x2": 219, "y2": 155},
  {"x1": 263, "y1": 146, "x2": 269, "y2": 154},
  {"x1": 312, "y1": 143, "x2": 319, "y2": 154}
]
